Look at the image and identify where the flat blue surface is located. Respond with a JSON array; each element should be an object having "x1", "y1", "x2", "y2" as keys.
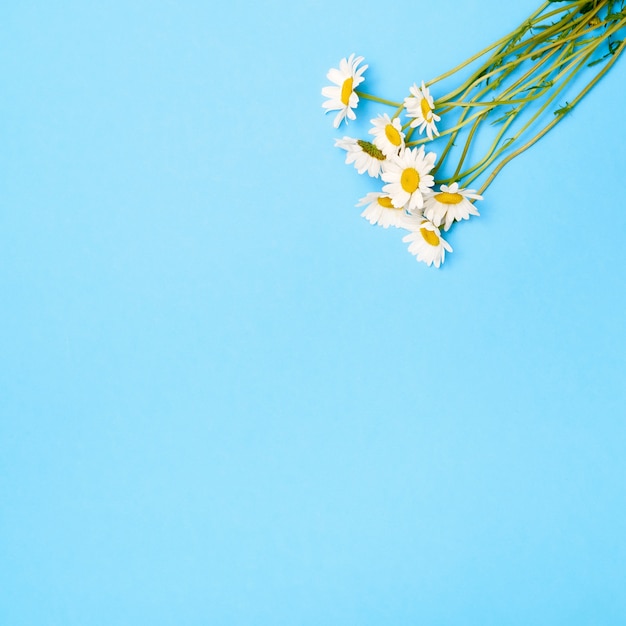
[{"x1": 2, "y1": 1, "x2": 626, "y2": 624}]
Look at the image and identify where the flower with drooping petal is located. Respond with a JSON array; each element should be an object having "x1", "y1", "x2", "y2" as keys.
[
  {"x1": 357, "y1": 192, "x2": 414, "y2": 229},
  {"x1": 381, "y1": 146, "x2": 436, "y2": 212},
  {"x1": 404, "y1": 81, "x2": 441, "y2": 140},
  {"x1": 322, "y1": 54, "x2": 368, "y2": 128},
  {"x1": 368, "y1": 114, "x2": 405, "y2": 158},
  {"x1": 402, "y1": 219, "x2": 452, "y2": 268},
  {"x1": 334, "y1": 137, "x2": 386, "y2": 177},
  {"x1": 424, "y1": 183, "x2": 483, "y2": 231}
]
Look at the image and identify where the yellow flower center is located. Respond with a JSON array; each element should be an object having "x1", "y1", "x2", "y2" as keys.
[
  {"x1": 436, "y1": 191, "x2": 463, "y2": 205},
  {"x1": 420, "y1": 97, "x2": 433, "y2": 122},
  {"x1": 340, "y1": 77, "x2": 353, "y2": 106},
  {"x1": 377, "y1": 196, "x2": 400, "y2": 210},
  {"x1": 420, "y1": 227, "x2": 440, "y2": 247},
  {"x1": 384, "y1": 123, "x2": 402, "y2": 146},
  {"x1": 400, "y1": 167, "x2": 420, "y2": 193}
]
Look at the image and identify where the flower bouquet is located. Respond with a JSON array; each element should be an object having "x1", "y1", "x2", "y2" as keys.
[{"x1": 322, "y1": 0, "x2": 626, "y2": 267}]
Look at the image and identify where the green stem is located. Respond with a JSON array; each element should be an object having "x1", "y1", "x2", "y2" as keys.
[
  {"x1": 424, "y1": 1, "x2": 579, "y2": 88},
  {"x1": 410, "y1": 16, "x2": 585, "y2": 148},
  {"x1": 460, "y1": 56, "x2": 592, "y2": 186},
  {"x1": 462, "y1": 13, "x2": 626, "y2": 186},
  {"x1": 440, "y1": 8, "x2": 599, "y2": 106},
  {"x1": 477, "y1": 36, "x2": 626, "y2": 194},
  {"x1": 433, "y1": 5, "x2": 623, "y2": 182},
  {"x1": 452, "y1": 112, "x2": 486, "y2": 179},
  {"x1": 355, "y1": 91, "x2": 402, "y2": 107}
]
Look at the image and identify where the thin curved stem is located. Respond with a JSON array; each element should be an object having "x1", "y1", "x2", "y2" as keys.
[
  {"x1": 355, "y1": 91, "x2": 402, "y2": 108},
  {"x1": 424, "y1": 0, "x2": 587, "y2": 88},
  {"x1": 461, "y1": 15, "x2": 626, "y2": 187},
  {"x1": 477, "y1": 37, "x2": 626, "y2": 194}
]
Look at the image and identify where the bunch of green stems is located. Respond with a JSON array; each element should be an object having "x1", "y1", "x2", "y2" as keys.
[{"x1": 357, "y1": 0, "x2": 626, "y2": 195}]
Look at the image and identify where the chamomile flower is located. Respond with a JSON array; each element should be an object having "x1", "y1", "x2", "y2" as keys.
[
  {"x1": 423, "y1": 183, "x2": 483, "y2": 231},
  {"x1": 368, "y1": 114, "x2": 405, "y2": 158},
  {"x1": 322, "y1": 54, "x2": 368, "y2": 128},
  {"x1": 357, "y1": 192, "x2": 413, "y2": 229},
  {"x1": 381, "y1": 146, "x2": 436, "y2": 212},
  {"x1": 335, "y1": 137, "x2": 386, "y2": 177},
  {"x1": 404, "y1": 81, "x2": 441, "y2": 140},
  {"x1": 403, "y1": 219, "x2": 452, "y2": 268}
]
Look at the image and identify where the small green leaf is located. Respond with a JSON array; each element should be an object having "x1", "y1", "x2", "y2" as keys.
[
  {"x1": 356, "y1": 140, "x2": 386, "y2": 161},
  {"x1": 490, "y1": 108, "x2": 518, "y2": 126},
  {"x1": 554, "y1": 102, "x2": 572, "y2": 117}
]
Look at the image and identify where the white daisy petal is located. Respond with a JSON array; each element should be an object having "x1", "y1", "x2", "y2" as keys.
[
  {"x1": 321, "y1": 54, "x2": 368, "y2": 128},
  {"x1": 368, "y1": 114, "x2": 406, "y2": 158},
  {"x1": 404, "y1": 81, "x2": 441, "y2": 140},
  {"x1": 380, "y1": 146, "x2": 437, "y2": 212},
  {"x1": 402, "y1": 219, "x2": 452, "y2": 268},
  {"x1": 423, "y1": 183, "x2": 483, "y2": 231},
  {"x1": 327, "y1": 68, "x2": 344, "y2": 85},
  {"x1": 356, "y1": 192, "x2": 413, "y2": 229},
  {"x1": 334, "y1": 137, "x2": 386, "y2": 177}
]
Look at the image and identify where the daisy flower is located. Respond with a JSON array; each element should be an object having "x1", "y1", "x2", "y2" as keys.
[
  {"x1": 381, "y1": 146, "x2": 436, "y2": 212},
  {"x1": 402, "y1": 219, "x2": 452, "y2": 268},
  {"x1": 368, "y1": 114, "x2": 405, "y2": 158},
  {"x1": 322, "y1": 54, "x2": 368, "y2": 128},
  {"x1": 424, "y1": 183, "x2": 483, "y2": 231},
  {"x1": 334, "y1": 137, "x2": 386, "y2": 177},
  {"x1": 404, "y1": 81, "x2": 441, "y2": 140},
  {"x1": 357, "y1": 192, "x2": 413, "y2": 229}
]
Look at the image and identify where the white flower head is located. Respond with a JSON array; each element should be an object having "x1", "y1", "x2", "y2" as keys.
[
  {"x1": 357, "y1": 192, "x2": 414, "y2": 229},
  {"x1": 404, "y1": 81, "x2": 441, "y2": 140},
  {"x1": 334, "y1": 137, "x2": 386, "y2": 177},
  {"x1": 402, "y1": 219, "x2": 452, "y2": 268},
  {"x1": 368, "y1": 114, "x2": 405, "y2": 158},
  {"x1": 322, "y1": 54, "x2": 368, "y2": 128},
  {"x1": 424, "y1": 183, "x2": 483, "y2": 231},
  {"x1": 381, "y1": 146, "x2": 436, "y2": 212}
]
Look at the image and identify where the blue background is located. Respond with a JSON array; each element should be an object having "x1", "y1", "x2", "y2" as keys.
[{"x1": 2, "y1": 1, "x2": 625, "y2": 624}]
